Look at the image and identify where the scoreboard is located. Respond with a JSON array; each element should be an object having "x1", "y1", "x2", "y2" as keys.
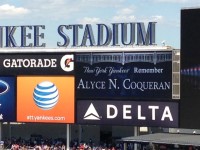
[{"x1": 0, "y1": 47, "x2": 180, "y2": 128}]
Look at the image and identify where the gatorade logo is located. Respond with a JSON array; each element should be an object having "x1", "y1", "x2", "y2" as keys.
[{"x1": 60, "y1": 55, "x2": 74, "y2": 72}]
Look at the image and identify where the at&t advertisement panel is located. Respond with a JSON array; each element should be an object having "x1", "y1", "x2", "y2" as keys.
[
  {"x1": 17, "y1": 76, "x2": 75, "y2": 123},
  {"x1": 76, "y1": 51, "x2": 172, "y2": 100}
]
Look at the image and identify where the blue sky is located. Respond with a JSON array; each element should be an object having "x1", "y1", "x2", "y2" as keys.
[{"x1": 0, "y1": 0, "x2": 200, "y2": 49}]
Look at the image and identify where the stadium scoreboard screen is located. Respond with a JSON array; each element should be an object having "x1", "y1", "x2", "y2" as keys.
[
  {"x1": 0, "y1": 47, "x2": 179, "y2": 127},
  {"x1": 75, "y1": 51, "x2": 174, "y2": 100}
]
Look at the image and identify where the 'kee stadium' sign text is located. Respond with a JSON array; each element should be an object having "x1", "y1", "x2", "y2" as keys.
[{"x1": 0, "y1": 22, "x2": 156, "y2": 48}]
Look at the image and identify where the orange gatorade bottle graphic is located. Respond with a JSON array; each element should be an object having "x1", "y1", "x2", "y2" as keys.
[{"x1": 17, "y1": 76, "x2": 74, "y2": 123}]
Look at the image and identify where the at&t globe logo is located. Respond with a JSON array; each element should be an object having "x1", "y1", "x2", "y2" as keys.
[{"x1": 33, "y1": 81, "x2": 59, "y2": 110}]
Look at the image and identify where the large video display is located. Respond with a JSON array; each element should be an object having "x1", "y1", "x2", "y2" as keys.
[
  {"x1": 0, "y1": 49, "x2": 177, "y2": 127},
  {"x1": 76, "y1": 51, "x2": 172, "y2": 100},
  {"x1": 180, "y1": 8, "x2": 200, "y2": 129}
]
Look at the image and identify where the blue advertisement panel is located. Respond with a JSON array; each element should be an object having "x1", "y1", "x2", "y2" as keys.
[
  {"x1": 76, "y1": 100, "x2": 178, "y2": 127},
  {"x1": 0, "y1": 77, "x2": 16, "y2": 122},
  {"x1": 0, "y1": 53, "x2": 74, "y2": 75},
  {"x1": 75, "y1": 51, "x2": 172, "y2": 100}
]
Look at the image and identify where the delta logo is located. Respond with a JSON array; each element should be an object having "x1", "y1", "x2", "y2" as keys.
[{"x1": 84, "y1": 103, "x2": 101, "y2": 120}]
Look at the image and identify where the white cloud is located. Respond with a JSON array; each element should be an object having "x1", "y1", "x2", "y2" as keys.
[
  {"x1": 26, "y1": 0, "x2": 67, "y2": 10},
  {"x1": 22, "y1": 0, "x2": 79, "y2": 20},
  {"x1": 150, "y1": 15, "x2": 163, "y2": 22},
  {"x1": 78, "y1": 17, "x2": 101, "y2": 24},
  {"x1": 155, "y1": 0, "x2": 188, "y2": 2},
  {"x1": 112, "y1": 15, "x2": 136, "y2": 23},
  {"x1": 112, "y1": 6, "x2": 136, "y2": 23},
  {"x1": 152, "y1": 0, "x2": 200, "y2": 4},
  {"x1": 0, "y1": 0, "x2": 128, "y2": 21},
  {"x1": 0, "y1": 4, "x2": 30, "y2": 18},
  {"x1": 81, "y1": 0, "x2": 125, "y2": 8},
  {"x1": 117, "y1": 8, "x2": 134, "y2": 15},
  {"x1": 3, "y1": 0, "x2": 126, "y2": 23},
  {"x1": 134, "y1": 15, "x2": 165, "y2": 27}
]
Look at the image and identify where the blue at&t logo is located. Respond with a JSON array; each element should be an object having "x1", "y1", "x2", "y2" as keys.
[{"x1": 33, "y1": 81, "x2": 59, "y2": 110}]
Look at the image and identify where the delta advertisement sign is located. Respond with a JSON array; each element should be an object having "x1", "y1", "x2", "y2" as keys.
[
  {"x1": 76, "y1": 51, "x2": 172, "y2": 100},
  {"x1": 76, "y1": 100, "x2": 178, "y2": 127}
]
